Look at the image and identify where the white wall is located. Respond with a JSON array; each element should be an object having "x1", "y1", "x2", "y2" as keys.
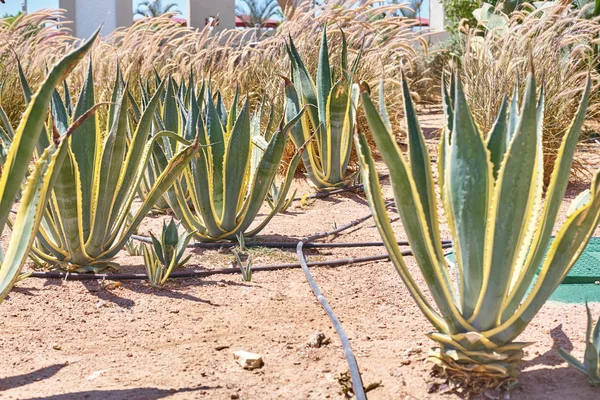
[
  {"x1": 59, "y1": 0, "x2": 132, "y2": 39},
  {"x1": 76, "y1": 1, "x2": 117, "y2": 38},
  {"x1": 428, "y1": 0, "x2": 449, "y2": 44},
  {"x1": 188, "y1": 0, "x2": 235, "y2": 30}
]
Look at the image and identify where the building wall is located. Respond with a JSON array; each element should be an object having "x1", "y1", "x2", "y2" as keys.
[
  {"x1": 59, "y1": 0, "x2": 238, "y2": 36},
  {"x1": 59, "y1": 0, "x2": 77, "y2": 36},
  {"x1": 428, "y1": 0, "x2": 449, "y2": 44},
  {"x1": 59, "y1": 0, "x2": 132, "y2": 39},
  {"x1": 189, "y1": 0, "x2": 235, "y2": 30}
]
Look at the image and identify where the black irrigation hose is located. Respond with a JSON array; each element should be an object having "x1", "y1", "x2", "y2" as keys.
[
  {"x1": 131, "y1": 234, "x2": 452, "y2": 250},
  {"x1": 27, "y1": 243, "x2": 452, "y2": 282},
  {"x1": 293, "y1": 203, "x2": 449, "y2": 398},
  {"x1": 295, "y1": 208, "x2": 389, "y2": 400},
  {"x1": 27, "y1": 253, "x2": 395, "y2": 281}
]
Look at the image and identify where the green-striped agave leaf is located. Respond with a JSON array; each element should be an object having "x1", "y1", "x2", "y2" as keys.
[{"x1": 0, "y1": 29, "x2": 99, "y2": 301}]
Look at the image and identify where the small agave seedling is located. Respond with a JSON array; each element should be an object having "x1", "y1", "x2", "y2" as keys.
[
  {"x1": 125, "y1": 238, "x2": 144, "y2": 257},
  {"x1": 285, "y1": 26, "x2": 361, "y2": 189},
  {"x1": 356, "y1": 69, "x2": 600, "y2": 392},
  {"x1": 143, "y1": 219, "x2": 194, "y2": 287},
  {"x1": 233, "y1": 234, "x2": 252, "y2": 282},
  {"x1": 0, "y1": 29, "x2": 100, "y2": 303},
  {"x1": 266, "y1": 181, "x2": 296, "y2": 212},
  {"x1": 559, "y1": 303, "x2": 600, "y2": 387}
]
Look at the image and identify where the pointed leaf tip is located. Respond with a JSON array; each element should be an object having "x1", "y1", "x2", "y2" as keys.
[{"x1": 360, "y1": 81, "x2": 371, "y2": 94}]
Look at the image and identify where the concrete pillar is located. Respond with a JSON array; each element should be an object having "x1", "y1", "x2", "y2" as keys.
[
  {"x1": 189, "y1": 0, "x2": 235, "y2": 30},
  {"x1": 429, "y1": 0, "x2": 449, "y2": 44},
  {"x1": 58, "y1": 0, "x2": 132, "y2": 39},
  {"x1": 59, "y1": 0, "x2": 77, "y2": 36}
]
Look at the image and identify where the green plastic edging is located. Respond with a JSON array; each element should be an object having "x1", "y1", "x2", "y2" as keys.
[{"x1": 444, "y1": 237, "x2": 600, "y2": 304}]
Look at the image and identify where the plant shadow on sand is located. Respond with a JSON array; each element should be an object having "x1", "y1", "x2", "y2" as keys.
[
  {"x1": 511, "y1": 324, "x2": 595, "y2": 399},
  {"x1": 21, "y1": 386, "x2": 219, "y2": 400},
  {"x1": 0, "y1": 364, "x2": 68, "y2": 391}
]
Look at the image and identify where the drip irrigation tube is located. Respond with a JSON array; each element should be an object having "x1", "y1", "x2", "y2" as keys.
[
  {"x1": 294, "y1": 203, "x2": 449, "y2": 398},
  {"x1": 295, "y1": 207, "x2": 389, "y2": 400},
  {"x1": 26, "y1": 245, "x2": 451, "y2": 281},
  {"x1": 131, "y1": 235, "x2": 452, "y2": 250}
]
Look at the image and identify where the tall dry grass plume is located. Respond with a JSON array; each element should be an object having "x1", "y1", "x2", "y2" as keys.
[
  {"x1": 0, "y1": 1, "x2": 427, "y2": 167},
  {"x1": 0, "y1": 10, "x2": 75, "y2": 122},
  {"x1": 457, "y1": 1, "x2": 600, "y2": 182}
]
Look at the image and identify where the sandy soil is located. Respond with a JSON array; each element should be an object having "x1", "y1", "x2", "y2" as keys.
[{"x1": 1, "y1": 115, "x2": 600, "y2": 400}]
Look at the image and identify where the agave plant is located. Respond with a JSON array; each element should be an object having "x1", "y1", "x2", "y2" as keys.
[
  {"x1": 355, "y1": 70, "x2": 600, "y2": 391},
  {"x1": 0, "y1": 30, "x2": 99, "y2": 302},
  {"x1": 143, "y1": 219, "x2": 194, "y2": 287},
  {"x1": 156, "y1": 76, "x2": 305, "y2": 242},
  {"x1": 20, "y1": 63, "x2": 199, "y2": 272},
  {"x1": 285, "y1": 26, "x2": 361, "y2": 189},
  {"x1": 559, "y1": 303, "x2": 600, "y2": 387}
]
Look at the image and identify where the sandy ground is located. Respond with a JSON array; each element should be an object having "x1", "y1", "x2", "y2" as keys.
[{"x1": 1, "y1": 114, "x2": 600, "y2": 399}]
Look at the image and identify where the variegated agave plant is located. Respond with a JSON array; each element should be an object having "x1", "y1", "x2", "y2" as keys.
[
  {"x1": 285, "y1": 26, "x2": 361, "y2": 189},
  {"x1": 355, "y1": 70, "x2": 600, "y2": 391},
  {"x1": 18, "y1": 63, "x2": 199, "y2": 272},
  {"x1": 154, "y1": 76, "x2": 304, "y2": 242},
  {"x1": 0, "y1": 30, "x2": 99, "y2": 302},
  {"x1": 559, "y1": 303, "x2": 600, "y2": 387}
]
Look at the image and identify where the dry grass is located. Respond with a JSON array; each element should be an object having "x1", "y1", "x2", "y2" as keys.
[
  {"x1": 0, "y1": 10, "x2": 75, "y2": 122},
  {"x1": 0, "y1": 2, "x2": 428, "y2": 158},
  {"x1": 456, "y1": 2, "x2": 600, "y2": 182}
]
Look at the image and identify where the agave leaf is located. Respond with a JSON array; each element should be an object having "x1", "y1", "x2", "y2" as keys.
[
  {"x1": 150, "y1": 233, "x2": 165, "y2": 265},
  {"x1": 471, "y1": 72, "x2": 542, "y2": 330},
  {"x1": 245, "y1": 150, "x2": 302, "y2": 237},
  {"x1": 51, "y1": 88, "x2": 69, "y2": 135},
  {"x1": 324, "y1": 80, "x2": 348, "y2": 183},
  {"x1": 446, "y1": 75, "x2": 492, "y2": 320},
  {"x1": 360, "y1": 83, "x2": 469, "y2": 333},
  {"x1": 98, "y1": 132, "x2": 198, "y2": 261},
  {"x1": 558, "y1": 349, "x2": 588, "y2": 374},
  {"x1": 215, "y1": 91, "x2": 228, "y2": 128},
  {"x1": 0, "y1": 28, "x2": 99, "y2": 233},
  {"x1": 354, "y1": 131, "x2": 448, "y2": 332},
  {"x1": 0, "y1": 143, "x2": 67, "y2": 303},
  {"x1": 0, "y1": 105, "x2": 14, "y2": 140},
  {"x1": 163, "y1": 78, "x2": 180, "y2": 135},
  {"x1": 507, "y1": 76, "x2": 520, "y2": 141},
  {"x1": 51, "y1": 149, "x2": 89, "y2": 265},
  {"x1": 107, "y1": 63, "x2": 122, "y2": 129},
  {"x1": 71, "y1": 59, "x2": 97, "y2": 239},
  {"x1": 110, "y1": 81, "x2": 166, "y2": 227},
  {"x1": 401, "y1": 74, "x2": 444, "y2": 263},
  {"x1": 286, "y1": 35, "x2": 319, "y2": 132},
  {"x1": 16, "y1": 57, "x2": 33, "y2": 105},
  {"x1": 206, "y1": 92, "x2": 225, "y2": 216},
  {"x1": 486, "y1": 95, "x2": 509, "y2": 179},
  {"x1": 502, "y1": 77, "x2": 591, "y2": 321},
  {"x1": 584, "y1": 304, "x2": 596, "y2": 370},
  {"x1": 317, "y1": 26, "x2": 332, "y2": 129},
  {"x1": 86, "y1": 83, "x2": 130, "y2": 256},
  {"x1": 378, "y1": 80, "x2": 391, "y2": 132},
  {"x1": 220, "y1": 100, "x2": 251, "y2": 232},
  {"x1": 283, "y1": 79, "x2": 329, "y2": 188},
  {"x1": 490, "y1": 170, "x2": 600, "y2": 343},
  {"x1": 238, "y1": 110, "x2": 304, "y2": 235}
]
